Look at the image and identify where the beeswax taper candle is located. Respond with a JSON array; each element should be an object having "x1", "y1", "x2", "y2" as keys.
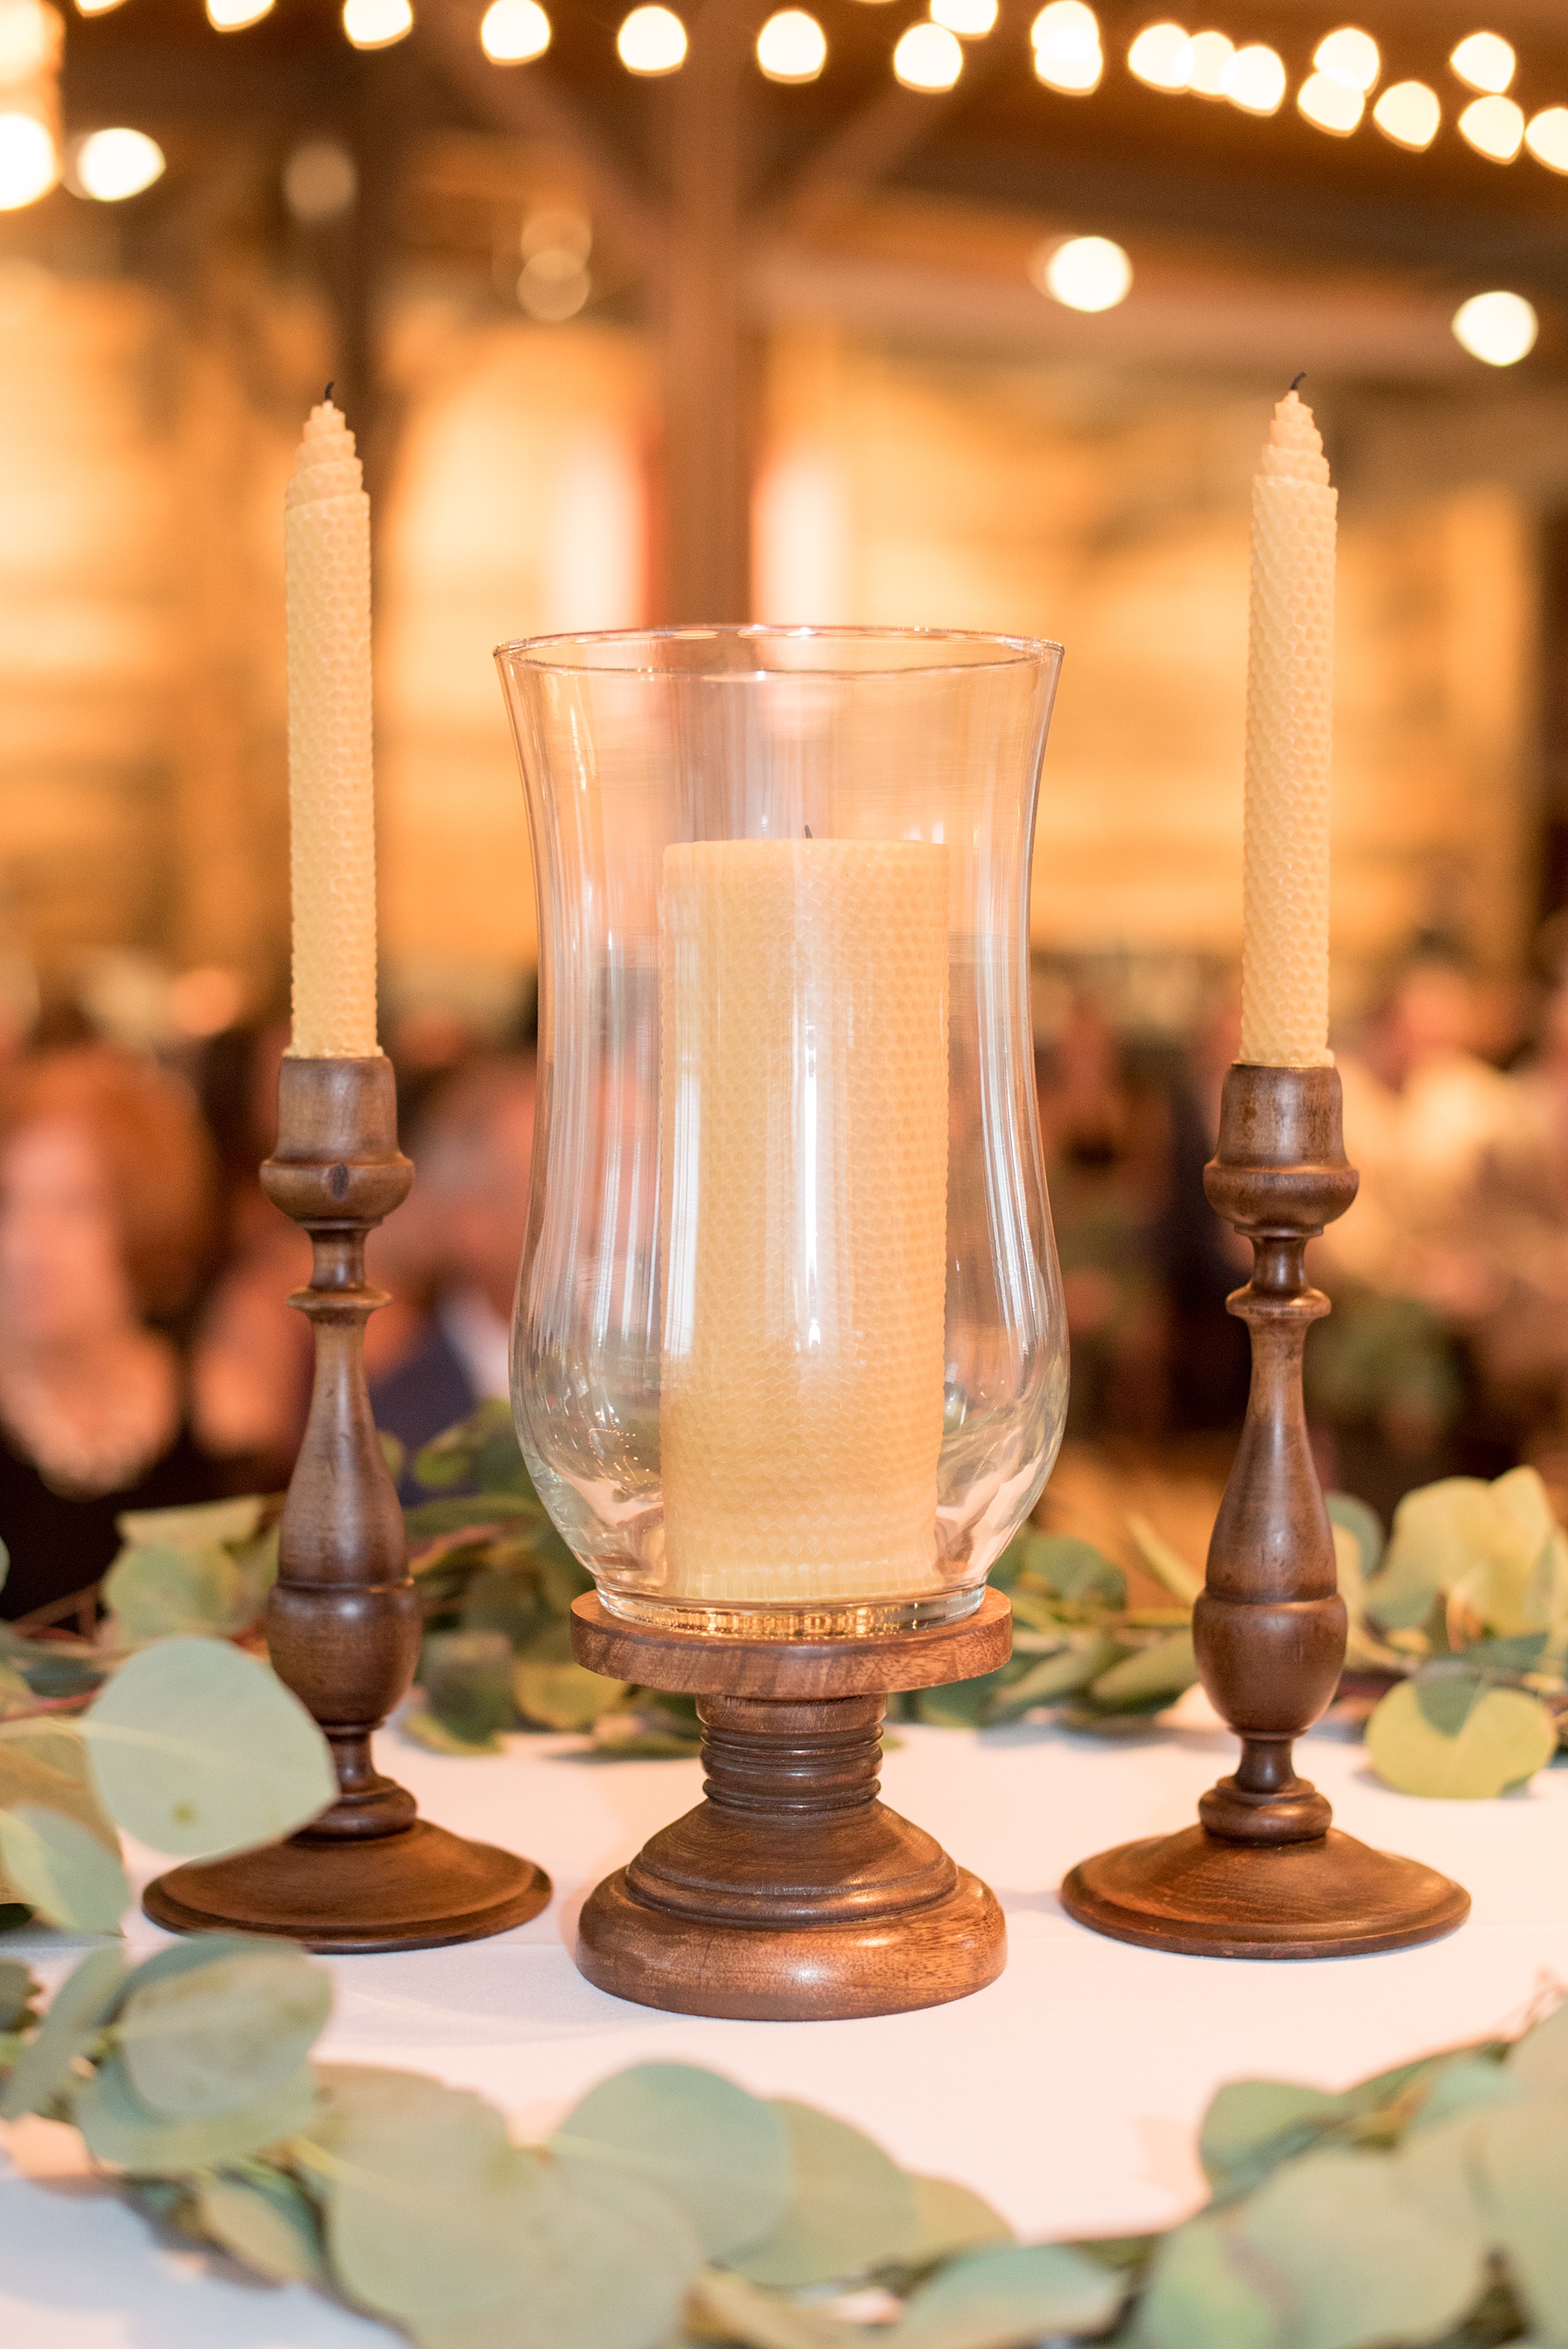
[
  {"x1": 659, "y1": 839, "x2": 949, "y2": 1605},
  {"x1": 284, "y1": 395, "x2": 378, "y2": 1059},
  {"x1": 1240, "y1": 387, "x2": 1336, "y2": 1069}
]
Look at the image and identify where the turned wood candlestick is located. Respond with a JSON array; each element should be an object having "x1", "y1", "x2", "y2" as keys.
[
  {"x1": 570, "y1": 1587, "x2": 1011, "y2": 2019},
  {"x1": 1060, "y1": 1063, "x2": 1468, "y2": 1959},
  {"x1": 143, "y1": 1056, "x2": 549, "y2": 1953}
]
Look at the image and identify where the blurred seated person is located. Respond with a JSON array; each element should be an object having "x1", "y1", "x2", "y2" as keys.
[
  {"x1": 369, "y1": 1055, "x2": 537, "y2": 1462},
  {"x1": 0, "y1": 1048, "x2": 221, "y2": 1626}
]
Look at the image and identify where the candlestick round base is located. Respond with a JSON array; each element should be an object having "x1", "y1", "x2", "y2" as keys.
[
  {"x1": 568, "y1": 1587, "x2": 1011, "y2": 2019},
  {"x1": 142, "y1": 1819, "x2": 551, "y2": 1955},
  {"x1": 1060, "y1": 1824, "x2": 1469, "y2": 1961}
]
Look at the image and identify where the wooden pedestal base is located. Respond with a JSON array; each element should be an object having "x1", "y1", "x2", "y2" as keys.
[
  {"x1": 569, "y1": 1588, "x2": 1012, "y2": 2020},
  {"x1": 1061, "y1": 1825, "x2": 1469, "y2": 1961},
  {"x1": 142, "y1": 1819, "x2": 549, "y2": 1956}
]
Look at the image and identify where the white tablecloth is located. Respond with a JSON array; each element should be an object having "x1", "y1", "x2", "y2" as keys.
[{"x1": 3, "y1": 1699, "x2": 1564, "y2": 2346}]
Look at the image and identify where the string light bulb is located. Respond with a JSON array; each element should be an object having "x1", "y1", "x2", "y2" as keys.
[
  {"x1": 616, "y1": 4, "x2": 684, "y2": 71},
  {"x1": 1450, "y1": 31, "x2": 1514, "y2": 94},
  {"x1": 0, "y1": 111, "x2": 54, "y2": 207},
  {"x1": 1313, "y1": 27, "x2": 1378, "y2": 94},
  {"x1": 1526, "y1": 106, "x2": 1568, "y2": 173},
  {"x1": 932, "y1": 0, "x2": 997, "y2": 34},
  {"x1": 206, "y1": 0, "x2": 273, "y2": 27},
  {"x1": 1459, "y1": 92, "x2": 1524, "y2": 161},
  {"x1": 481, "y1": 0, "x2": 549, "y2": 61},
  {"x1": 341, "y1": 0, "x2": 410, "y2": 43},
  {"x1": 1298, "y1": 72, "x2": 1363, "y2": 135},
  {"x1": 0, "y1": 0, "x2": 61, "y2": 209},
  {"x1": 1186, "y1": 30, "x2": 1232, "y2": 98},
  {"x1": 1452, "y1": 290, "x2": 1537, "y2": 365},
  {"x1": 73, "y1": 0, "x2": 128, "y2": 17},
  {"x1": 1372, "y1": 80, "x2": 1440, "y2": 150},
  {"x1": 1031, "y1": 1, "x2": 1100, "y2": 94},
  {"x1": 756, "y1": 7, "x2": 825, "y2": 78},
  {"x1": 1127, "y1": 20, "x2": 1191, "y2": 91},
  {"x1": 892, "y1": 19, "x2": 962, "y2": 89},
  {"x1": 1032, "y1": 233, "x2": 1132, "y2": 312},
  {"x1": 1223, "y1": 42, "x2": 1285, "y2": 115},
  {"x1": 71, "y1": 124, "x2": 163, "y2": 197}
]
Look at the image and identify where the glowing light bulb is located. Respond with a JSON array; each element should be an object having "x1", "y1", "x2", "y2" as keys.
[
  {"x1": 74, "y1": 0, "x2": 127, "y2": 15},
  {"x1": 1186, "y1": 30, "x2": 1232, "y2": 97},
  {"x1": 1452, "y1": 290, "x2": 1537, "y2": 365},
  {"x1": 1298, "y1": 72, "x2": 1363, "y2": 134},
  {"x1": 1526, "y1": 106, "x2": 1568, "y2": 174},
  {"x1": 1127, "y1": 19, "x2": 1190, "y2": 90},
  {"x1": 892, "y1": 19, "x2": 961, "y2": 89},
  {"x1": 1033, "y1": 233, "x2": 1131, "y2": 313},
  {"x1": 932, "y1": 0, "x2": 996, "y2": 33},
  {"x1": 72, "y1": 125, "x2": 163, "y2": 198},
  {"x1": 1372, "y1": 79, "x2": 1440, "y2": 150},
  {"x1": 0, "y1": 0, "x2": 61, "y2": 72},
  {"x1": 1313, "y1": 26, "x2": 1378, "y2": 93},
  {"x1": 342, "y1": 0, "x2": 410, "y2": 44},
  {"x1": 1032, "y1": 0, "x2": 1099, "y2": 92},
  {"x1": 481, "y1": 0, "x2": 549, "y2": 60},
  {"x1": 0, "y1": 111, "x2": 54, "y2": 209},
  {"x1": 1450, "y1": 31, "x2": 1514, "y2": 94},
  {"x1": 617, "y1": 4, "x2": 684, "y2": 71},
  {"x1": 756, "y1": 7, "x2": 825, "y2": 79},
  {"x1": 1459, "y1": 92, "x2": 1524, "y2": 161},
  {"x1": 1223, "y1": 42, "x2": 1284, "y2": 115},
  {"x1": 206, "y1": 0, "x2": 273, "y2": 29}
]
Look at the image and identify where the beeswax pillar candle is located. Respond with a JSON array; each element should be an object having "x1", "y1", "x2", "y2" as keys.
[
  {"x1": 284, "y1": 397, "x2": 378, "y2": 1059},
  {"x1": 1239, "y1": 388, "x2": 1336, "y2": 1068},
  {"x1": 660, "y1": 840, "x2": 949, "y2": 1604}
]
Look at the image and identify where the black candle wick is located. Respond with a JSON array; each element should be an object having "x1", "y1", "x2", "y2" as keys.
[
  {"x1": 325, "y1": 380, "x2": 336, "y2": 402},
  {"x1": 1290, "y1": 370, "x2": 1306, "y2": 391}
]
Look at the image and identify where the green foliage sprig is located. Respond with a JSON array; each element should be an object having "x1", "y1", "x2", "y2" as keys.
[{"x1": 1, "y1": 1935, "x2": 1565, "y2": 2349}]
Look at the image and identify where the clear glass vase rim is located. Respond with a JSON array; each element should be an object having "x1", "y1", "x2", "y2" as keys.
[{"x1": 493, "y1": 622, "x2": 1063, "y2": 678}]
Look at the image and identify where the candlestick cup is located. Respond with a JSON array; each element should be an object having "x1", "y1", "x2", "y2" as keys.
[{"x1": 497, "y1": 626, "x2": 1067, "y2": 2016}]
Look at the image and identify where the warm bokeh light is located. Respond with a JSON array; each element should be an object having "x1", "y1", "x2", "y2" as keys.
[
  {"x1": 205, "y1": 0, "x2": 273, "y2": 29},
  {"x1": 616, "y1": 4, "x2": 685, "y2": 72},
  {"x1": 480, "y1": 0, "x2": 549, "y2": 62},
  {"x1": 1313, "y1": 26, "x2": 1378, "y2": 94},
  {"x1": 72, "y1": 125, "x2": 163, "y2": 198},
  {"x1": 1372, "y1": 79, "x2": 1440, "y2": 150},
  {"x1": 342, "y1": 0, "x2": 411, "y2": 44},
  {"x1": 1526, "y1": 106, "x2": 1568, "y2": 174},
  {"x1": 756, "y1": 7, "x2": 826, "y2": 80},
  {"x1": 1034, "y1": 233, "x2": 1132, "y2": 312},
  {"x1": 1031, "y1": 0, "x2": 1099, "y2": 93},
  {"x1": 1186, "y1": 29, "x2": 1231, "y2": 98},
  {"x1": 1449, "y1": 31, "x2": 1514, "y2": 95},
  {"x1": 73, "y1": 0, "x2": 127, "y2": 15},
  {"x1": 0, "y1": 0, "x2": 60, "y2": 69},
  {"x1": 892, "y1": 19, "x2": 962, "y2": 89},
  {"x1": 1452, "y1": 289, "x2": 1538, "y2": 365},
  {"x1": 1459, "y1": 93, "x2": 1524, "y2": 161},
  {"x1": 1224, "y1": 42, "x2": 1284, "y2": 116},
  {"x1": 1298, "y1": 71, "x2": 1363, "y2": 136},
  {"x1": 0, "y1": 109, "x2": 53, "y2": 208},
  {"x1": 1127, "y1": 20, "x2": 1191, "y2": 92},
  {"x1": 932, "y1": 0, "x2": 997, "y2": 35},
  {"x1": 282, "y1": 138, "x2": 357, "y2": 221}
]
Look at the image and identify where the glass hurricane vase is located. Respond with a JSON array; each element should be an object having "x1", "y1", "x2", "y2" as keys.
[{"x1": 497, "y1": 626, "x2": 1067, "y2": 1638}]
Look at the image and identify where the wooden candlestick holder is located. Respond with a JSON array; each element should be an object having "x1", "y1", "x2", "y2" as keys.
[
  {"x1": 569, "y1": 1586, "x2": 1012, "y2": 2019},
  {"x1": 1061, "y1": 1063, "x2": 1469, "y2": 1960},
  {"x1": 143, "y1": 1056, "x2": 550, "y2": 1953}
]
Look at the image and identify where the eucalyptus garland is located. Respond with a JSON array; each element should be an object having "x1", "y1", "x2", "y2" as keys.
[{"x1": 1, "y1": 1934, "x2": 1564, "y2": 2349}]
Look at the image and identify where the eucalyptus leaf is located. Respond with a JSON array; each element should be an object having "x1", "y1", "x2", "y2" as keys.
[
  {"x1": 1507, "y1": 1997, "x2": 1568, "y2": 2095},
  {"x1": 0, "y1": 1804, "x2": 129, "y2": 1933},
  {"x1": 82, "y1": 1636, "x2": 335, "y2": 1856},
  {"x1": 405, "y1": 1496, "x2": 539, "y2": 1537},
  {"x1": 684, "y1": 2267, "x2": 861, "y2": 2349},
  {"x1": 1405, "y1": 2056, "x2": 1518, "y2": 2133},
  {"x1": 420, "y1": 1631, "x2": 517, "y2": 1746},
  {"x1": 1125, "y1": 1515, "x2": 1205, "y2": 1608},
  {"x1": 731, "y1": 2101, "x2": 920, "y2": 2289},
  {"x1": 403, "y1": 1710, "x2": 506, "y2": 1758},
  {"x1": 117, "y1": 1946, "x2": 331, "y2": 2117},
  {"x1": 0, "y1": 1955, "x2": 36, "y2": 2030},
  {"x1": 1086, "y1": 1631, "x2": 1196, "y2": 1709},
  {"x1": 906, "y1": 2176, "x2": 1014, "y2": 2263},
  {"x1": 113, "y1": 1930, "x2": 299, "y2": 2009},
  {"x1": 74, "y1": 2048, "x2": 317, "y2": 2173},
  {"x1": 0, "y1": 1719, "x2": 119, "y2": 1854},
  {"x1": 196, "y1": 2169, "x2": 327, "y2": 2283},
  {"x1": 0, "y1": 1941, "x2": 126, "y2": 2121},
  {"x1": 1020, "y1": 1534, "x2": 1126, "y2": 1610},
  {"x1": 1474, "y1": 2098, "x2": 1568, "y2": 2339},
  {"x1": 1366, "y1": 1677, "x2": 1558, "y2": 1798},
  {"x1": 913, "y1": 1671, "x2": 1016, "y2": 1729},
  {"x1": 1415, "y1": 1673, "x2": 1486, "y2": 1737},
  {"x1": 1136, "y1": 2211, "x2": 1282, "y2": 2349},
  {"x1": 889, "y1": 2241, "x2": 1123, "y2": 2346},
  {"x1": 101, "y1": 1542, "x2": 246, "y2": 1646},
  {"x1": 1326, "y1": 1493, "x2": 1384, "y2": 1582},
  {"x1": 556, "y1": 2060, "x2": 790, "y2": 2258},
  {"x1": 1198, "y1": 2079, "x2": 1345, "y2": 2198},
  {"x1": 514, "y1": 1623, "x2": 629, "y2": 1731},
  {"x1": 985, "y1": 1636, "x2": 1120, "y2": 1719},
  {"x1": 116, "y1": 1496, "x2": 267, "y2": 1552}
]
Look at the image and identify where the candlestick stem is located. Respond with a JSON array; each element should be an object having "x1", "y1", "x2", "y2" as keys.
[
  {"x1": 143, "y1": 1057, "x2": 549, "y2": 1952},
  {"x1": 1060, "y1": 1063, "x2": 1469, "y2": 1959}
]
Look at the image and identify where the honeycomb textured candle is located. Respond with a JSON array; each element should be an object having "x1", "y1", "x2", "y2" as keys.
[
  {"x1": 284, "y1": 399, "x2": 378, "y2": 1058},
  {"x1": 1240, "y1": 388, "x2": 1336, "y2": 1068},
  {"x1": 660, "y1": 840, "x2": 949, "y2": 1604}
]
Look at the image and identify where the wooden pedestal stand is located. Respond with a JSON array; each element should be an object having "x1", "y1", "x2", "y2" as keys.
[
  {"x1": 569, "y1": 1586, "x2": 1011, "y2": 2019},
  {"x1": 143, "y1": 1057, "x2": 550, "y2": 1953},
  {"x1": 1061, "y1": 1063, "x2": 1469, "y2": 1960}
]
